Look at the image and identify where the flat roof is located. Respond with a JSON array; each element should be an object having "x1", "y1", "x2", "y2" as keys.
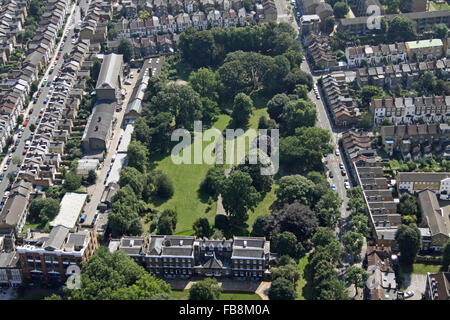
[
  {"x1": 105, "y1": 153, "x2": 128, "y2": 185},
  {"x1": 50, "y1": 192, "x2": 88, "y2": 229},
  {"x1": 406, "y1": 39, "x2": 443, "y2": 49}
]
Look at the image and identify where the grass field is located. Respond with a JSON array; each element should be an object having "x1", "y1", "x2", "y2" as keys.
[
  {"x1": 170, "y1": 290, "x2": 262, "y2": 300},
  {"x1": 296, "y1": 255, "x2": 309, "y2": 300},
  {"x1": 247, "y1": 184, "x2": 276, "y2": 231},
  {"x1": 430, "y1": 1, "x2": 450, "y2": 10},
  {"x1": 400, "y1": 262, "x2": 443, "y2": 274},
  {"x1": 412, "y1": 263, "x2": 443, "y2": 274}
]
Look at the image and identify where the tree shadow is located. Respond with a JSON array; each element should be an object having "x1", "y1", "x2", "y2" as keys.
[
  {"x1": 302, "y1": 260, "x2": 316, "y2": 300},
  {"x1": 196, "y1": 186, "x2": 212, "y2": 204},
  {"x1": 149, "y1": 194, "x2": 170, "y2": 207}
]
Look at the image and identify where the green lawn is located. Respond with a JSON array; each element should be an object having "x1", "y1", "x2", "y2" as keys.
[
  {"x1": 296, "y1": 255, "x2": 309, "y2": 300},
  {"x1": 151, "y1": 141, "x2": 218, "y2": 234},
  {"x1": 247, "y1": 184, "x2": 276, "y2": 231},
  {"x1": 170, "y1": 290, "x2": 262, "y2": 300},
  {"x1": 430, "y1": 1, "x2": 450, "y2": 10},
  {"x1": 412, "y1": 263, "x2": 443, "y2": 274}
]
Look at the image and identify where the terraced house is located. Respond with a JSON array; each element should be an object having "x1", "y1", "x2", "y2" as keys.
[
  {"x1": 370, "y1": 96, "x2": 450, "y2": 126},
  {"x1": 114, "y1": 235, "x2": 271, "y2": 280}
]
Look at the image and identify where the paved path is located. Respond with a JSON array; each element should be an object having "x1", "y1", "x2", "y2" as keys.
[
  {"x1": 216, "y1": 137, "x2": 233, "y2": 216},
  {"x1": 402, "y1": 274, "x2": 426, "y2": 300}
]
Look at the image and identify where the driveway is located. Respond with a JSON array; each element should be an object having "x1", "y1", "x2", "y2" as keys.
[{"x1": 402, "y1": 274, "x2": 427, "y2": 300}]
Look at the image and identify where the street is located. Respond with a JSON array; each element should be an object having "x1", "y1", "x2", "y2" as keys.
[{"x1": 0, "y1": 1, "x2": 90, "y2": 200}]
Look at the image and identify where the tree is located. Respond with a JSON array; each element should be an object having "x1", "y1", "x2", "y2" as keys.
[
  {"x1": 231, "y1": 93, "x2": 253, "y2": 128},
  {"x1": 28, "y1": 198, "x2": 60, "y2": 225},
  {"x1": 251, "y1": 215, "x2": 272, "y2": 237},
  {"x1": 188, "y1": 67, "x2": 222, "y2": 102},
  {"x1": 271, "y1": 262, "x2": 300, "y2": 286},
  {"x1": 316, "y1": 279, "x2": 348, "y2": 300},
  {"x1": 315, "y1": 191, "x2": 343, "y2": 228},
  {"x1": 220, "y1": 171, "x2": 261, "y2": 224},
  {"x1": 324, "y1": 16, "x2": 335, "y2": 34},
  {"x1": 152, "y1": 171, "x2": 174, "y2": 199},
  {"x1": 29, "y1": 123, "x2": 36, "y2": 132},
  {"x1": 64, "y1": 171, "x2": 81, "y2": 191},
  {"x1": 398, "y1": 194, "x2": 419, "y2": 221},
  {"x1": 433, "y1": 23, "x2": 448, "y2": 39},
  {"x1": 311, "y1": 227, "x2": 336, "y2": 248},
  {"x1": 119, "y1": 166, "x2": 146, "y2": 197},
  {"x1": 193, "y1": 217, "x2": 212, "y2": 238},
  {"x1": 271, "y1": 202, "x2": 319, "y2": 244},
  {"x1": 127, "y1": 140, "x2": 149, "y2": 173},
  {"x1": 117, "y1": 39, "x2": 134, "y2": 62},
  {"x1": 67, "y1": 248, "x2": 171, "y2": 300},
  {"x1": 283, "y1": 70, "x2": 313, "y2": 93},
  {"x1": 156, "y1": 209, "x2": 178, "y2": 235},
  {"x1": 349, "y1": 214, "x2": 371, "y2": 237},
  {"x1": 395, "y1": 224, "x2": 421, "y2": 265},
  {"x1": 268, "y1": 277, "x2": 296, "y2": 300},
  {"x1": 272, "y1": 231, "x2": 304, "y2": 258},
  {"x1": 267, "y1": 93, "x2": 290, "y2": 122},
  {"x1": 282, "y1": 99, "x2": 317, "y2": 135},
  {"x1": 87, "y1": 169, "x2": 97, "y2": 184},
  {"x1": 90, "y1": 60, "x2": 102, "y2": 81},
  {"x1": 333, "y1": 2, "x2": 349, "y2": 18},
  {"x1": 151, "y1": 83, "x2": 203, "y2": 130},
  {"x1": 384, "y1": 0, "x2": 400, "y2": 13},
  {"x1": 234, "y1": 157, "x2": 273, "y2": 194},
  {"x1": 189, "y1": 278, "x2": 222, "y2": 300},
  {"x1": 442, "y1": 240, "x2": 450, "y2": 271},
  {"x1": 342, "y1": 231, "x2": 364, "y2": 262},
  {"x1": 179, "y1": 27, "x2": 215, "y2": 68},
  {"x1": 200, "y1": 167, "x2": 225, "y2": 198},
  {"x1": 344, "y1": 266, "x2": 368, "y2": 296},
  {"x1": 360, "y1": 86, "x2": 385, "y2": 107},
  {"x1": 388, "y1": 16, "x2": 417, "y2": 41},
  {"x1": 109, "y1": 185, "x2": 145, "y2": 236},
  {"x1": 275, "y1": 175, "x2": 316, "y2": 207}
]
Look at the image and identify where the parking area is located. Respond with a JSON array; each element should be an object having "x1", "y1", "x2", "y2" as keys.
[{"x1": 402, "y1": 274, "x2": 427, "y2": 300}]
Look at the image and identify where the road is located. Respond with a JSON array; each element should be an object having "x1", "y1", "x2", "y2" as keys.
[
  {"x1": 274, "y1": 0, "x2": 298, "y2": 31},
  {"x1": 0, "y1": 2, "x2": 89, "y2": 201}
]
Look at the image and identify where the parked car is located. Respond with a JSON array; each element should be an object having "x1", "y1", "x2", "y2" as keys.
[
  {"x1": 3, "y1": 165, "x2": 7, "y2": 171},
  {"x1": 339, "y1": 163, "x2": 344, "y2": 169},
  {"x1": 22, "y1": 120, "x2": 28, "y2": 127},
  {"x1": 329, "y1": 171, "x2": 334, "y2": 178},
  {"x1": 335, "y1": 150, "x2": 340, "y2": 156},
  {"x1": 404, "y1": 291, "x2": 414, "y2": 299},
  {"x1": 80, "y1": 214, "x2": 87, "y2": 223},
  {"x1": 331, "y1": 184, "x2": 336, "y2": 191},
  {"x1": 341, "y1": 170, "x2": 346, "y2": 176},
  {"x1": 344, "y1": 182, "x2": 350, "y2": 189},
  {"x1": 43, "y1": 97, "x2": 49, "y2": 104}
]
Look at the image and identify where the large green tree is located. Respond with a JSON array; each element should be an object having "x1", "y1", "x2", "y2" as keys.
[
  {"x1": 231, "y1": 92, "x2": 253, "y2": 128},
  {"x1": 268, "y1": 277, "x2": 296, "y2": 300},
  {"x1": 189, "y1": 278, "x2": 222, "y2": 300},
  {"x1": 67, "y1": 248, "x2": 171, "y2": 300},
  {"x1": 118, "y1": 39, "x2": 134, "y2": 62},
  {"x1": 342, "y1": 231, "x2": 364, "y2": 262},
  {"x1": 395, "y1": 224, "x2": 421, "y2": 265},
  {"x1": 344, "y1": 266, "x2": 368, "y2": 296},
  {"x1": 220, "y1": 171, "x2": 261, "y2": 224}
]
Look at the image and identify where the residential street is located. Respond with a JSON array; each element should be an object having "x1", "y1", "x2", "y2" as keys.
[
  {"x1": 300, "y1": 39, "x2": 368, "y2": 299},
  {"x1": 0, "y1": 1, "x2": 88, "y2": 199}
]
